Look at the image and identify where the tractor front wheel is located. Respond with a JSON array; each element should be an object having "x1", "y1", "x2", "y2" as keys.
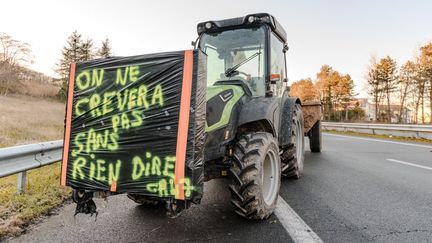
[{"x1": 228, "y1": 132, "x2": 281, "y2": 220}]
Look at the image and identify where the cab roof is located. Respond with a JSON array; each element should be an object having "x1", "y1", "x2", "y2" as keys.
[{"x1": 197, "y1": 13, "x2": 287, "y2": 43}]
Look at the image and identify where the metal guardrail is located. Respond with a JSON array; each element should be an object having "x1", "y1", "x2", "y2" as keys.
[
  {"x1": 322, "y1": 122, "x2": 432, "y2": 140},
  {"x1": 0, "y1": 140, "x2": 63, "y2": 193},
  {"x1": 1, "y1": 122, "x2": 432, "y2": 194}
]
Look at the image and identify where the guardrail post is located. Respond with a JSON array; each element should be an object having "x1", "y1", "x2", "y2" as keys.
[{"x1": 17, "y1": 171, "x2": 27, "y2": 194}]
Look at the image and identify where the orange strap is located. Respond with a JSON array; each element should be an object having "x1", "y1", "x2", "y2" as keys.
[
  {"x1": 61, "y1": 63, "x2": 76, "y2": 186},
  {"x1": 174, "y1": 50, "x2": 194, "y2": 200},
  {"x1": 110, "y1": 180, "x2": 117, "y2": 192}
]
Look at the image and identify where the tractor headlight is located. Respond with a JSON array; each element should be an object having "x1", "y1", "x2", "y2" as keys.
[
  {"x1": 205, "y1": 22, "x2": 212, "y2": 29},
  {"x1": 248, "y1": 16, "x2": 255, "y2": 23}
]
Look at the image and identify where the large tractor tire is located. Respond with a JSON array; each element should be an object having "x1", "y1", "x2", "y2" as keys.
[
  {"x1": 127, "y1": 194, "x2": 162, "y2": 206},
  {"x1": 309, "y1": 120, "x2": 322, "y2": 153},
  {"x1": 281, "y1": 103, "x2": 305, "y2": 179},
  {"x1": 228, "y1": 132, "x2": 281, "y2": 220}
]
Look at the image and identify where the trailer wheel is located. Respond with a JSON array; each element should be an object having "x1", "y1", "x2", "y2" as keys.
[
  {"x1": 309, "y1": 120, "x2": 322, "y2": 153},
  {"x1": 281, "y1": 103, "x2": 305, "y2": 179},
  {"x1": 127, "y1": 194, "x2": 162, "y2": 206},
  {"x1": 228, "y1": 132, "x2": 281, "y2": 220}
]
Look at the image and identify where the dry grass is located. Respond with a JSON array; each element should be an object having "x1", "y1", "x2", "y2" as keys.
[
  {"x1": 19, "y1": 81, "x2": 60, "y2": 98},
  {"x1": 0, "y1": 164, "x2": 70, "y2": 238},
  {"x1": 2, "y1": 81, "x2": 60, "y2": 99},
  {"x1": 0, "y1": 94, "x2": 70, "y2": 239},
  {"x1": 0, "y1": 94, "x2": 64, "y2": 147}
]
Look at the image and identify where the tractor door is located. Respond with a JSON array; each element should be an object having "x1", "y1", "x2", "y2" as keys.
[{"x1": 268, "y1": 33, "x2": 287, "y2": 97}]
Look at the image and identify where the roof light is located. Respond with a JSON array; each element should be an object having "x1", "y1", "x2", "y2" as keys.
[
  {"x1": 205, "y1": 22, "x2": 212, "y2": 29},
  {"x1": 248, "y1": 16, "x2": 255, "y2": 23}
]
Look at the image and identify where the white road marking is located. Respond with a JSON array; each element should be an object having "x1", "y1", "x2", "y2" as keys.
[
  {"x1": 386, "y1": 158, "x2": 432, "y2": 171},
  {"x1": 275, "y1": 196, "x2": 323, "y2": 243},
  {"x1": 324, "y1": 133, "x2": 432, "y2": 149}
]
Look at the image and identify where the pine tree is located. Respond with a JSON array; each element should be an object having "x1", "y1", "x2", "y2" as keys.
[
  {"x1": 98, "y1": 38, "x2": 112, "y2": 58},
  {"x1": 336, "y1": 74, "x2": 355, "y2": 121},
  {"x1": 315, "y1": 65, "x2": 355, "y2": 121},
  {"x1": 56, "y1": 31, "x2": 95, "y2": 100},
  {"x1": 376, "y1": 56, "x2": 398, "y2": 122},
  {"x1": 56, "y1": 31, "x2": 83, "y2": 80},
  {"x1": 80, "y1": 38, "x2": 94, "y2": 61},
  {"x1": 315, "y1": 65, "x2": 335, "y2": 120}
]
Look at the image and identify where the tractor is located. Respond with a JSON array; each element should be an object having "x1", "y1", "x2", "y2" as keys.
[{"x1": 127, "y1": 13, "x2": 323, "y2": 219}]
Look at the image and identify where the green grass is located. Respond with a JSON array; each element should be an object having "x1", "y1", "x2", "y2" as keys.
[
  {"x1": 0, "y1": 94, "x2": 71, "y2": 239},
  {"x1": 0, "y1": 164, "x2": 70, "y2": 238},
  {"x1": 324, "y1": 129, "x2": 432, "y2": 144}
]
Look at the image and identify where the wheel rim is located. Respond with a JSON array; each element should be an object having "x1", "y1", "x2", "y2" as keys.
[
  {"x1": 295, "y1": 120, "x2": 304, "y2": 171},
  {"x1": 262, "y1": 149, "x2": 279, "y2": 205}
]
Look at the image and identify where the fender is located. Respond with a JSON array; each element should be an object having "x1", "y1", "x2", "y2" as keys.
[
  {"x1": 237, "y1": 96, "x2": 280, "y2": 137},
  {"x1": 279, "y1": 90, "x2": 301, "y2": 146}
]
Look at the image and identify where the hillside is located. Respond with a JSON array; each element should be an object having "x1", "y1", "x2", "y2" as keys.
[{"x1": 0, "y1": 94, "x2": 64, "y2": 147}]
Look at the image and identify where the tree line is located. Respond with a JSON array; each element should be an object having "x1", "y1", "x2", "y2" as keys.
[
  {"x1": 290, "y1": 41, "x2": 432, "y2": 124},
  {"x1": 2, "y1": 31, "x2": 431, "y2": 123},
  {"x1": 366, "y1": 42, "x2": 432, "y2": 124},
  {"x1": 56, "y1": 31, "x2": 112, "y2": 100},
  {"x1": 0, "y1": 31, "x2": 112, "y2": 99},
  {"x1": 290, "y1": 65, "x2": 361, "y2": 122}
]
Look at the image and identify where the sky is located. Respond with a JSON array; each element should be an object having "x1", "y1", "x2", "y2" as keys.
[{"x1": 1, "y1": 0, "x2": 431, "y2": 96}]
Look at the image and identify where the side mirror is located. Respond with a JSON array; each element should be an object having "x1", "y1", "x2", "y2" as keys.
[{"x1": 270, "y1": 74, "x2": 280, "y2": 84}]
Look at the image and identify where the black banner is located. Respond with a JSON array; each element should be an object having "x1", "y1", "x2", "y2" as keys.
[{"x1": 61, "y1": 50, "x2": 206, "y2": 203}]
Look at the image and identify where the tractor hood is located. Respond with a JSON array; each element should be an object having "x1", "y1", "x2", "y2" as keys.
[{"x1": 205, "y1": 85, "x2": 244, "y2": 132}]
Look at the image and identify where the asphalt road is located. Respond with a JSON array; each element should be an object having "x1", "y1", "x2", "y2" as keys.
[{"x1": 8, "y1": 133, "x2": 432, "y2": 243}]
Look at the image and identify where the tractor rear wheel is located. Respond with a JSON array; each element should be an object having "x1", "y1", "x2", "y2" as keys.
[
  {"x1": 309, "y1": 120, "x2": 322, "y2": 153},
  {"x1": 228, "y1": 132, "x2": 281, "y2": 220},
  {"x1": 281, "y1": 103, "x2": 305, "y2": 179}
]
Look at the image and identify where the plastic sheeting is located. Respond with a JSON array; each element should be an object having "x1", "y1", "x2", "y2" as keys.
[{"x1": 61, "y1": 50, "x2": 206, "y2": 203}]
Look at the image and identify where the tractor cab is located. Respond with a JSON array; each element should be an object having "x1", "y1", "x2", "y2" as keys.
[
  {"x1": 193, "y1": 14, "x2": 320, "y2": 220},
  {"x1": 197, "y1": 13, "x2": 289, "y2": 98}
]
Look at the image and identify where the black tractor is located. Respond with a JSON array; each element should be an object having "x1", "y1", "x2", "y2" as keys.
[{"x1": 129, "y1": 13, "x2": 322, "y2": 219}]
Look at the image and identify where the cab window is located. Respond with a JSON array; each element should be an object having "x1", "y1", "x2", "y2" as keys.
[
  {"x1": 199, "y1": 27, "x2": 266, "y2": 96},
  {"x1": 269, "y1": 33, "x2": 286, "y2": 97}
]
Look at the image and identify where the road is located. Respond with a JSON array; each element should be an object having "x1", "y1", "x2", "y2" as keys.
[{"x1": 8, "y1": 133, "x2": 432, "y2": 242}]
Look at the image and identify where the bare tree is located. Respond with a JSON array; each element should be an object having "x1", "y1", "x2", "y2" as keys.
[
  {"x1": 366, "y1": 57, "x2": 382, "y2": 121},
  {"x1": 398, "y1": 61, "x2": 416, "y2": 123},
  {"x1": 0, "y1": 32, "x2": 33, "y2": 95}
]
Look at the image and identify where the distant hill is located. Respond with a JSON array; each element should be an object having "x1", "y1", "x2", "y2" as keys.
[{"x1": 19, "y1": 66, "x2": 60, "y2": 86}]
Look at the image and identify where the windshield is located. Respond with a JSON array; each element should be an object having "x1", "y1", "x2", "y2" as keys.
[{"x1": 199, "y1": 27, "x2": 266, "y2": 96}]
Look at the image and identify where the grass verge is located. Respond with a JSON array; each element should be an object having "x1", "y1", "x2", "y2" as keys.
[
  {"x1": 0, "y1": 164, "x2": 70, "y2": 239},
  {"x1": 0, "y1": 94, "x2": 70, "y2": 240},
  {"x1": 323, "y1": 129, "x2": 432, "y2": 144}
]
